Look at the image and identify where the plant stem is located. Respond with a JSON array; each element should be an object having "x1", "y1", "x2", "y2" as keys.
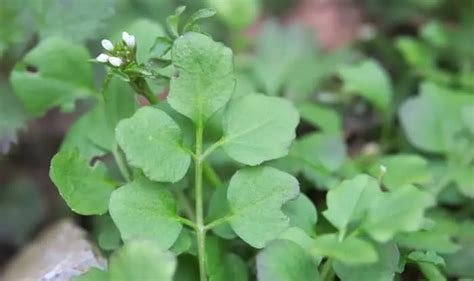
[
  {"x1": 320, "y1": 259, "x2": 334, "y2": 281},
  {"x1": 195, "y1": 120, "x2": 207, "y2": 281},
  {"x1": 130, "y1": 77, "x2": 159, "y2": 105},
  {"x1": 112, "y1": 145, "x2": 131, "y2": 182},
  {"x1": 204, "y1": 214, "x2": 232, "y2": 231}
]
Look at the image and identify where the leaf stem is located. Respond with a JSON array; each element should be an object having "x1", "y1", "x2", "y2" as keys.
[
  {"x1": 204, "y1": 214, "x2": 232, "y2": 231},
  {"x1": 203, "y1": 163, "x2": 222, "y2": 188},
  {"x1": 176, "y1": 216, "x2": 197, "y2": 230},
  {"x1": 195, "y1": 120, "x2": 207, "y2": 281},
  {"x1": 200, "y1": 138, "x2": 226, "y2": 160},
  {"x1": 112, "y1": 145, "x2": 131, "y2": 182}
]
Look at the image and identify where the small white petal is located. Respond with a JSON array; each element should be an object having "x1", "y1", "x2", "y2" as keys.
[
  {"x1": 380, "y1": 165, "x2": 387, "y2": 174},
  {"x1": 96, "y1": 53, "x2": 109, "y2": 63},
  {"x1": 108, "y1": 56, "x2": 123, "y2": 67},
  {"x1": 101, "y1": 39, "x2": 114, "y2": 51},
  {"x1": 122, "y1": 31, "x2": 135, "y2": 48}
]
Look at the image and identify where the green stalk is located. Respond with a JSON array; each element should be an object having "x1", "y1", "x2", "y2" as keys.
[
  {"x1": 130, "y1": 77, "x2": 159, "y2": 105},
  {"x1": 195, "y1": 120, "x2": 207, "y2": 281},
  {"x1": 112, "y1": 145, "x2": 131, "y2": 182}
]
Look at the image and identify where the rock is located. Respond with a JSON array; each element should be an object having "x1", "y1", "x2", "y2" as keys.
[{"x1": 1, "y1": 219, "x2": 106, "y2": 281}]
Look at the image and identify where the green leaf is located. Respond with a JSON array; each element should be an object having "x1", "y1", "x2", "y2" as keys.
[
  {"x1": 109, "y1": 240, "x2": 176, "y2": 281},
  {"x1": 312, "y1": 234, "x2": 378, "y2": 265},
  {"x1": 103, "y1": 77, "x2": 137, "y2": 131},
  {"x1": 396, "y1": 231, "x2": 460, "y2": 254},
  {"x1": 116, "y1": 106, "x2": 191, "y2": 183},
  {"x1": 94, "y1": 215, "x2": 121, "y2": 251},
  {"x1": 183, "y1": 8, "x2": 217, "y2": 33},
  {"x1": 333, "y1": 242, "x2": 399, "y2": 281},
  {"x1": 293, "y1": 132, "x2": 346, "y2": 176},
  {"x1": 253, "y1": 21, "x2": 320, "y2": 97},
  {"x1": 408, "y1": 251, "x2": 445, "y2": 266},
  {"x1": 399, "y1": 82, "x2": 474, "y2": 154},
  {"x1": 279, "y1": 227, "x2": 322, "y2": 263},
  {"x1": 207, "y1": 0, "x2": 260, "y2": 30},
  {"x1": 323, "y1": 174, "x2": 382, "y2": 232},
  {"x1": 221, "y1": 94, "x2": 299, "y2": 165},
  {"x1": 39, "y1": 0, "x2": 116, "y2": 42},
  {"x1": 338, "y1": 59, "x2": 392, "y2": 112},
  {"x1": 71, "y1": 268, "x2": 108, "y2": 281},
  {"x1": 364, "y1": 185, "x2": 435, "y2": 242},
  {"x1": 170, "y1": 228, "x2": 193, "y2": 255},
  {"x1": 167, "y1": 6, "x2": 186, "y2": 38},
  {"x1": 168, "y1": 32, "x2": 235, "y2": 123},
  {"x1": 61, "y1": 105, "x2": 114, "y2": 160},
  {"x1": 369, "y1": 154, "x2": 432, "y2": 191},
  {"x1": 227, "y1": 166, "x2": 300, "y2": 248},
  {"x1": 297, "y1": 103, "x2": 342, "y2": 133},
  {"x1": 282, "y1": 194, "x2": 318, "y2": 235},
  {"x1": 256, "y1": 240, "x2": 322, "y2": 281},
  {"x1": 210, "y1": 253, "x2": 249, "y2": 281},
  {"x1": 149, "y1": 36, "x2": 173, "y2": 59},
  {"x1": 50, "y1": 149, "x2": 114, "y2": 215},
  {"x1": 396, "y1": 37, "x2": 436, "y2": 69},
  {"x1": 417, "y1": 263, "x2": 447, "y2": 281},
  {"x1": 10, "y1": 37, "x2": 94, "y2": 116},
  {"x1": 109, "y1": 177, "x2": 183, "y2": 249}
]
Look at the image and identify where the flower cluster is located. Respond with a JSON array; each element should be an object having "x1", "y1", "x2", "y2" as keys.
[{"x1": 96, "y1": 32, "x2": 136, "y2": 67}]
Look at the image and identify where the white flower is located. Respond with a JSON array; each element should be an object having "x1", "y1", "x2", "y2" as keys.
[
  {"x1": 101, "y1": 39, "x2": 114, "y2": 51},
  {"x1": 96, "y1": 53, "x2": 109, "y2": 63},
  {"x1": 108, "y1": 56, "x2": 123, "y2": 67},
  {"x1": 122, "y1": 31, "x2": 136, "y2": 49},
  {"x1": 380, "y1": 165, "x2": 387, "y2": 174}
]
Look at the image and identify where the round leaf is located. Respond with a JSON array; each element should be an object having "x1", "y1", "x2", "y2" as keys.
[
  {"x1": 109, "y1": 240, "x2": 176, "y2": 281},
  {"x1": 257, "y1": 240, "x2": 321, "y2": 281},
  {"x1": 49, "y1": 149, "x2": 114, "y2": 215},
  {"x1": 227, "y1": 166, "x2": 300, "y2": 248},
  {"x1": 168, "y1": 32, "x2": 235, "y2": 123},
  {"x1": 109, "y1": 177, "x2": 183, "y2": 249},
  {"x1": 222, "y1": 94, "x2": 299, "y2": 165},
  {"x1": 116, "y1": 106, "x2": 191, "y2": 183}
]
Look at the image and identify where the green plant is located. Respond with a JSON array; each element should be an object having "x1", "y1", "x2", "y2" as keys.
[{"x1": 3, "y1": 1, "x2": 473, "y2": 280}]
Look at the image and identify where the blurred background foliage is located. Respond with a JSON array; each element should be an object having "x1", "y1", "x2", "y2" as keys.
[{"x1": 0, "y1": 0, "x2": 473, "y2": 279}]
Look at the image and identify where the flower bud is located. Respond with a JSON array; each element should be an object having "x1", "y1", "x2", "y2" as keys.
[
  {"x1": 122, "y1": 31, "x2": 136, "y2": 49},
  {"x1": 108, "y1": 56, "x2": 123, "y2": 67},
  {"x1": 101, "y1": 39, "x2": 114, "y2": 51},
  {"x1": 96, "y1": 53, "x2": 110, "y2": 63}
]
